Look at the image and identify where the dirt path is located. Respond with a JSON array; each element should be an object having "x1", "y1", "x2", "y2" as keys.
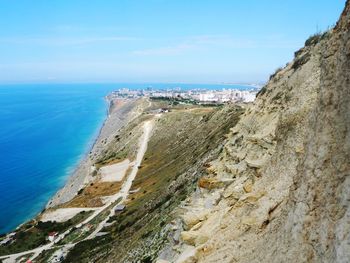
[{"x1": 86, "y1": 120, "x2": 153, "y2": 240}]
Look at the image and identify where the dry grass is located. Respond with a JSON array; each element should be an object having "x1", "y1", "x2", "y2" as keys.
[
  {"x1": 63, "y1": 103, "x2": 244, "y2": 262},
  {"x1": 62, "y1": 159, "x2": 134, "y2": 208},
  {"x1": 61, "y1": 182, "x2": 122, "y2": 208}
]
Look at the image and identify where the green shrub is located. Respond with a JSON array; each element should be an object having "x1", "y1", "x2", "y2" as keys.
[
  {"x1": 256, "y1": 86, "x2": 267, "y2": 97},
  {"x1": 269, "y1": 67, "x2": 283, "y2": 80},
  {"x1": 305, "y1": 30, "x2": 330, "y2": 47},
  {"x1": 292, "y1": 52, "x2": 311, "y2": 70},
  {"x1": 305, "y1": 32, "x2": 323, "y2": 46},
  {"x1": 0, "y1": 211, "x2": 91, "y2": 256}
]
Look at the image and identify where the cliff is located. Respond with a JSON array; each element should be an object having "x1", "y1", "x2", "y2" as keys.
[
  {"x1": 12, "y1": 2, "x2": 349, "y2": 262},
  {"x1": 158, "y1": 1, "x2": 350, "y2": 262}
]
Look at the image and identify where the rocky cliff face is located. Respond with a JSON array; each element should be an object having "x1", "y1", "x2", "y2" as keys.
[{"x1": 159, "y1": 2, "x2": 350, "y2": 262}]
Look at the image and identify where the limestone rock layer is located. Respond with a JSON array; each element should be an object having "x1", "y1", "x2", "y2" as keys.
[{"x1": 161, "y1": 2, "x2": 350, "y2": 262}]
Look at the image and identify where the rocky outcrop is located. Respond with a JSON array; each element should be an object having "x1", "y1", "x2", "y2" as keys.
[{"x1": 158, "y1": 1, "x2": 350, "y2": 262}]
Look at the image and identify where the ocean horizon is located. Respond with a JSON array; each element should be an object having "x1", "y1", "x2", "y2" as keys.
[{"x1": 0, "y1": 83, "x2": 253, "y2": 234}]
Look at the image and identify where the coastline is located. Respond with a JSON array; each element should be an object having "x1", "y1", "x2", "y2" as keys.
[{"x1": 46, "y1": 96, "x2": 146, "y2": 209}]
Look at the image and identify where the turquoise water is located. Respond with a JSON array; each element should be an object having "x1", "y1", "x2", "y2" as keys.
[{"x1": 0, "y1": 83, "x2": 252, "y2": 234}]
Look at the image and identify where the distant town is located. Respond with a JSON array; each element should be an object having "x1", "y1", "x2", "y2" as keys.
[{"x1": 110, "y1": 86, "x2": 260, "y2": 103}]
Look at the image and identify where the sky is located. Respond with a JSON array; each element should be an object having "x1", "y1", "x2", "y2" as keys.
[{"x1": 0, "y1": 0, "x2": 346, "y2": 84}]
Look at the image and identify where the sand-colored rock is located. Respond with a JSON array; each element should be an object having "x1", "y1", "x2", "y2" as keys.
[
  {"x1": 182, "y1": 209, "x2": 210, "y2": 230},
  {"x1": 159, "y1": 2, "x2": 350, "y2": 262},
  {"x1": 243, "y1": 179, "x2": 253, "y2": 193},
  {"x1": 180, "y1": 231, "x2": 197, "y2": 246},
  {"x1": 175, "y1": 246, "x2": 197, "y2": 263},
  {"x1": 181, "y1": 230, "x2": 209, "y2": 246},
  {"x1": 198, "y1": 177, "x2": 224, "y2": 189}
]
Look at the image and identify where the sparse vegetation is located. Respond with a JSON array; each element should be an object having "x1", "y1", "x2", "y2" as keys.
[
  {"x1": 292, "y1": 30, "x2": 331, "y2": 70},
  {"x1": 269, "y1": 66, "x2": 284, "y2": 80},
  {"x1": 305, "y1": 30, "x2": 330, "y2": 46},
  {"x1": 60, "y1": 182, "x2": 123, "y2": 208},
  {"x1": 272, "y1": 91, "x2": 284, "y2": 101},
  {"x1": 292, "y1": 52, "x2": 311, "y2": 70},
  {"x1": 63, "y1": 105, "x2": 244, "y2": 262},
  {"x1": 256, "y1": 86, "x2": 267, "y2": 97},
  {"x1": 0, "y1": 211, "x2": 92, "y2": 256},
  {"x1": 34, "y1": 248, "x2": 57, "y2": 263},
  {"x1": 150, "y1": 96, "x2": 199, "y2": 105},
  {"x1": 150, "y1": 96, "x2": 224, "y2": 107}
]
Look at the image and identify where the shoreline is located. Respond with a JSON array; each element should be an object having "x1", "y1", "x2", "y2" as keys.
[
  {"x1": 0, "y1": 98, "x2": 114, "y2": 235},
  {"x1": 46, "y1": 96, "x2": 144, "y2": 209}
]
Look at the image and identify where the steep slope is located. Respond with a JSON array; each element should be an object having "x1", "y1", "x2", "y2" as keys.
[
  {"x1": 158, "y1": 2, "x2": 350, "y2": 263},
  {"x1": 60, "y1": 103, "x2": 243, "y2": 263}
]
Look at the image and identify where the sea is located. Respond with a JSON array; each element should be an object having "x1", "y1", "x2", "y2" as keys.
[{"x1": 0, "y1": 83, "x2": 254, "y2": 234}]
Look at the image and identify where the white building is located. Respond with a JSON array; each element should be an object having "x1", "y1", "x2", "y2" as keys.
[{"x1": 199, "y1": 93, "x2": 217, "y2": 102}]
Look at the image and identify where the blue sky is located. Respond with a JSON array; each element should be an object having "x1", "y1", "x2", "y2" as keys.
[{"x1": 0, "y1": 0, "x2": 346, "y2": 84}]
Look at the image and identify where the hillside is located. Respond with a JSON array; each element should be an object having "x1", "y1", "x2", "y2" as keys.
[
  {"x1": 1, "y1": 2, "x2": 348, "y2": 263},
  {"x1": 0, "y1": 98, "x2": 243, "y2": 263},
  {"x1": 57, "y1": 102, "x2": 244, "y2": 262},
  {"x1": 155, "y1": 1, "x2": 350, "y2": 262}
]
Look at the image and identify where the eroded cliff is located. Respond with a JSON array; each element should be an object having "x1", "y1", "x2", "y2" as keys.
[{"x1": 158, "y1": 2, "x2": 350, "y2": 262}]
